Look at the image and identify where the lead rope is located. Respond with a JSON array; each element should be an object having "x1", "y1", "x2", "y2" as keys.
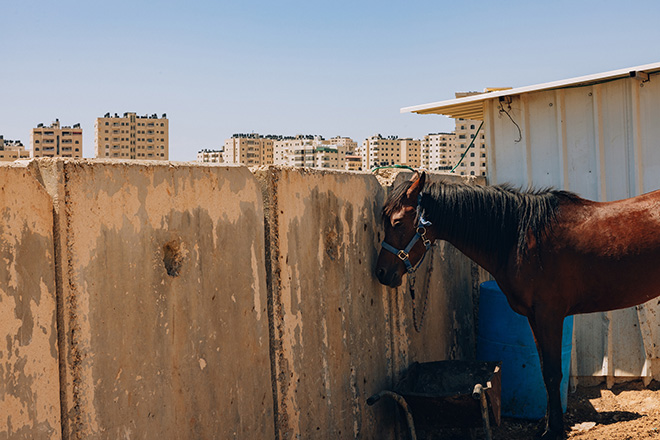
[{"x1": 408, "y1": 245, "x2": 434, "y2": 332}]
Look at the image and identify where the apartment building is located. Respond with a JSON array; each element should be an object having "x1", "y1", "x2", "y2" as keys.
[
  {"x1": 345, "y1": 154, "x2": 362, "y2": 171},
  {"x1": 419, "y1": 124, "x2": 485, "y2": 175},
  {"x1": 0, "y1": 136, "x2": 30, "y2": 161},
  {"x1": 278, "y1": 136, "x2": 317, "y2": 167},
  {"x1": 360, "y1": 134, "x2": 422, "y2": 170},
  {"x1": 95, "y1": 112, "x2": 168, "y2": 160},
  {"x1": 273, "y1": 137, "x2": 297, "y2": 166},
  {"x1": 270, "y1": 135, "x2": 309, "y2": 166},
  {"x1": 420, "y1": 132, "x2": 454, "y2": 171},
  {"x1": 313, "y1": 136, "x2": 357, "y2": 169},
  {"x1": 31, "y1": 119, "x2": 83, "y2": 158},
  {"x1": 314, "y1": 146, "x2": 348, "y2": 169},
  {"x1": 197, "y1": 149, "x2": 224, "y2": 163},
  {"x1": 321, "y1": 136, "x2": 357, "y2": 155},
  {"x1": 452, "y1": 118, "x2": 487, "y2": 177},
  {"x1": 223, "y1": 133, "x2": 274, "y2": 166},
  {"x1": 360, "y1": 135, "x2": 395, "y2": 169},
  {"x1": 399, "y1": 138, "x2": 421, "y2": 168}
]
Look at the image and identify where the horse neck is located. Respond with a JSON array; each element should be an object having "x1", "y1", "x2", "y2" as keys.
[
  {"x1": 437, "y1": 228, "x2": 507, "y2": 277},
  {"x1": 421, "y1": 187, "x2": 517, "y2": 276}
]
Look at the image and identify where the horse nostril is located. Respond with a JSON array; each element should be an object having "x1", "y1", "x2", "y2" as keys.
[{"x1": 376, "y1": 267, "x2": 386, "y2": 281}]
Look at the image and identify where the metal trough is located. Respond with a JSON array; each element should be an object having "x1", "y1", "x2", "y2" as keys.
[{"x1": 368, "y1": 360, "x2": 502, "y2": 440}]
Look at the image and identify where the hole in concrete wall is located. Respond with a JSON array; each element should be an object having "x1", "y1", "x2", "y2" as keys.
[{"x1": 163, "y1": 240, "x2": 184, "y2": 277}]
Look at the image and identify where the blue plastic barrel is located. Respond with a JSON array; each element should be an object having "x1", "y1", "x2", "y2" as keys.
[{"x1": 476, "y1": 281, "x2": 573, "y2": 420}]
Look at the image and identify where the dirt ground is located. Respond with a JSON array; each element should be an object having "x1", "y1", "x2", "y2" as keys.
[
  {"x1": 421, "y1": 380, "x2": 660, "y2": 439},
  {"x1": 494, "y1": 380, "x2": 660, "y2": 440}
]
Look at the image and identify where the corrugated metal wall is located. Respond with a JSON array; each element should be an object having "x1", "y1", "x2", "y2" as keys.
[{"x1": 484, "y1": 75, "x2": 660, "y2": 383}]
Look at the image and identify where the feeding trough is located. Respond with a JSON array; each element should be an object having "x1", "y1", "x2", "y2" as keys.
[{"x1": 368, "y1": 360, "x2": 501, "y2": 440}]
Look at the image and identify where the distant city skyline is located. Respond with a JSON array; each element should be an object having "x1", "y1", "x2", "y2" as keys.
[
  {"x1": 2, "y1": 1, "x2": 659, "y2": 161},
  {"x1": 212, "y1": 115, "x2": 486, "y2": 177}
]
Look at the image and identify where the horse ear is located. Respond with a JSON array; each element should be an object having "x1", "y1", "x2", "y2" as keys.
[{"x1": 406, "y1": 171, "x2": 426, "y2": 200}]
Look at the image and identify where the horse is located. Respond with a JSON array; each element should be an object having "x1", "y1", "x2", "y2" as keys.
[{"x1": 375, "y1": 171, "x2": 660, "y2": 440}]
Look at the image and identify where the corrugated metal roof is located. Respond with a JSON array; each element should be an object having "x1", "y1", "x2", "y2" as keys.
[{"x1": 401, "y1": 62, "x2": 660, "y2": 120}]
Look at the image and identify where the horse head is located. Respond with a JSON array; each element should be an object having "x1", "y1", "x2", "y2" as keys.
[{"x1": 375, "y1": 171, "x2": 434, "y2": 288}]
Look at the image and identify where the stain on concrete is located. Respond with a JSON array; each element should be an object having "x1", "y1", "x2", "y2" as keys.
[{"x1": 162, "y1": 239, "x2": 185, "y2": 277}]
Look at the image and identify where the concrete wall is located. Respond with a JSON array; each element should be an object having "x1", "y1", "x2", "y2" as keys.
[
  {"x1": 0, "y1": 160, "x2": 483, "y2": 439},
  {"x1": 0, "y1": 162, "x2": 61, "y2": 439},
  {"x1": 32, "y1": 160, "x2": 274, "y2": 439}
]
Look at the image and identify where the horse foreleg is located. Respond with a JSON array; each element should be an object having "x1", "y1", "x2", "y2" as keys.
[{"x1": 528, "y1": 313, "x2": 565, "y2": 440}]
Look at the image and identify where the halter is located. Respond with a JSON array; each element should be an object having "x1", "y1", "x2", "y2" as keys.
[{"x1": 381, "y1": 195, "x2": 433, "y2": 274}]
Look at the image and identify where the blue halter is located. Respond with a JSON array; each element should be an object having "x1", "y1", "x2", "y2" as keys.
[{"x1": 381, "y1": 197, "x2": 433, "y2": 274}]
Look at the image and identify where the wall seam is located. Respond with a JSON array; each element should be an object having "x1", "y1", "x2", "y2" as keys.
[
  {"x1": 259, "y1": 166, "x2": 285, "y2": 439},
  {"x1": 62, "y1": 161, "x2": 84, "y2": 440}
]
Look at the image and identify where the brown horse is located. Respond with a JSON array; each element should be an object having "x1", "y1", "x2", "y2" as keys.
[{"x1": 375, "y1": 171, "x2": 660, "y2": 440}]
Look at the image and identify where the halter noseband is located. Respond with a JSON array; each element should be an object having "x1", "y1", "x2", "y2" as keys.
[{"x1": 381, "y1": 196, "x2": 433, "y2": 274}]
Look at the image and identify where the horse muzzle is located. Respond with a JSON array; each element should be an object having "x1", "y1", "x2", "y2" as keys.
[{"x1": 375, "y1": 266, "x2": 403, "y2": 288}]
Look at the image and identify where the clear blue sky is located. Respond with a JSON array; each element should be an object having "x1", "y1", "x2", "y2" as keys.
[{"x1": 2, "y1": 0, "x2": 659, "y2": 161}]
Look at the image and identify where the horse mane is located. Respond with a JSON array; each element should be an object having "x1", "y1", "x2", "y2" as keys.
[{"x1": 383, "y1": 179, "x2": 582, "y2": 266}]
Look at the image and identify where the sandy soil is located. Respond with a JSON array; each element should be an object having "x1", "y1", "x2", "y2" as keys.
[
  {"x1": 417, "y1": 380, "x2": 660, "y2": 439},
  {"x1": 494, "y1": 380, "x2": 660, "y2": 440}
]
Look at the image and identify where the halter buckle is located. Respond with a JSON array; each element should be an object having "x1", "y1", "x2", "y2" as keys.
[
  {"x1": 397, "y1": 250, "x2": 409, "y2": 261},
  {"x1": 422, "y1": 236, "x2": 432, "y2": 248},
  {"x1": 416, "y1": 226, "x2": 432, "y2": 249}
]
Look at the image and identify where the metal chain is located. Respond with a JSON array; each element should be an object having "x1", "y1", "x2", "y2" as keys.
[{"x1": 409, "y1": 246, "x2": 434, "y2": 332}]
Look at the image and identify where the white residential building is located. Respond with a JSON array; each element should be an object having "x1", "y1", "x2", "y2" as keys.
[
  {"x1": 421, "y1": 132, "x2": 454, "y2": 171},
  {"x1": 197, "y1": 149, "x2": 224, "y2": 163}
]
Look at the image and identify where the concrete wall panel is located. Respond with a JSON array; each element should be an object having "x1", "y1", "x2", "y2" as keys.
[
  {"x1": 257, "y1": 167, "x2": 395, "y2": 440},
  {"x1": 0, "y1": 163, "x2": 60, "y2": 439},
  {"x1": 37, "y1": 160, "x2": 273, "y2": 439}
]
